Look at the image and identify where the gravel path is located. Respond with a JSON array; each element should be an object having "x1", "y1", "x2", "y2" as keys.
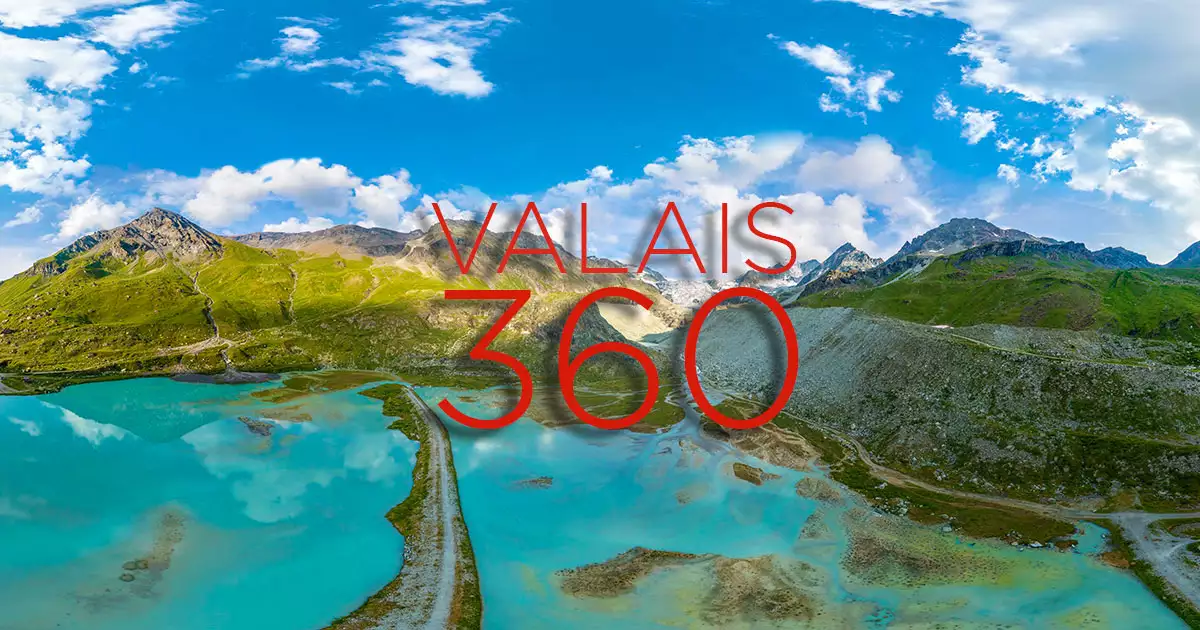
[
  {"x1": 411, "y1": 388, "x2": 459, "y2": 630},
  {"x1": 331, "y1": 389, "x2": 476, "y2": 629}
]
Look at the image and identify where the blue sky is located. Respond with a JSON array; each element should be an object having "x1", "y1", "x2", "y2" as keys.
[{"x1": 1, "y1": 0, "x2": 1198, "y2": 279}]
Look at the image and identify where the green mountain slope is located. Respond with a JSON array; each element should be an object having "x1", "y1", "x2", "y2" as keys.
[
  {"x1": 798, "y1": 243, "x2": 1200, "y2": 344},
  {"x1": 0, "y1": 210, "x2": 679, "y2": 383}
]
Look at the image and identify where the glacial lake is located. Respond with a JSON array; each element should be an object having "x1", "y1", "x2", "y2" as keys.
[{"x1": 0, "y1": 377, "x2": 1187, "y2": 629}]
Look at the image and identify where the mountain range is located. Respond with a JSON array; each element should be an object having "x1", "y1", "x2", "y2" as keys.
[
  {"x1": 5, "y1": 208, "x2": 1200, "y2": 520},
  {"x1": 6, "y1": 209, "x2": 1200, "y2": 377},
  {"x1": 4, "y1": 207, "x2": 1200, "y2": 379}
]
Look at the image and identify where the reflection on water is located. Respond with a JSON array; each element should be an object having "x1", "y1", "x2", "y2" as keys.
[
  {"x1": 0, "y1": 377, "x2": 1189, "y2": 630},
  {"x1": 0, "y1": 378, "x2": 413, "y2": 630},
  {"x1": 429, "y1": 386, "x2": 1188, "y2": 630}
]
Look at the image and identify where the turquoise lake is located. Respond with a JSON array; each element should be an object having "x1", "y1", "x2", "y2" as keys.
[{"x1": 0, "y1": 377, "x2": 1188, "y2": 629}]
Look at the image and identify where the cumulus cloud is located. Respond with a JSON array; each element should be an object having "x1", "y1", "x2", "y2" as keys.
[
  {"x1": 353, "y1": 170, "x2": 418, "y2": 230},
  {"x1": 239, "y1": 17, "x2": 351, "y2": 77},
  {"x1": 364, "y1": 12, "x2": 512, "y2": 97},
  {"x1": 960, "y1": 108, "x2": 998, "y2": 144},
  {"x1": 0, "y1": 0, "x2": 142, "y2": 29},
  {"x1": 997, "y1": 164, "x2": 1019, "y2": 184},
  {"x1": 3, "y1": 206, "x2": 42, "y2": 228},
  {"x1": 933, "y1": 92, "x2": 957, "y2": 119},
  {"x1": 836, "y1": 0, "x2": 1200, "y2": 243},
  {"x1": 183, "y1": 158, "x2": 361, "y2": 226},
  {"x1": 781, "y1": 43, "x2": 855, "y2": 76},
  {"x1": 79, "y1": 133, "x2": 936, "y2": 279},
  {"x1": 262, "y1": 216, "x2": 335, "y2": 233},
  {"x1": 279, "y1": 25, "x2": 321, "y2": 55},
  {"x1": 243, "y1": 6, "x2": 513, "y2": 98},
  {"x1": 87, "y1": 1, "x2": 198, "y2": 52},
  {"x1": 0, "y1": 33, "x2": 115, "y2": 195},
  {"x1": 56, "y1": 195, "x2": 134, "y2": 240},
  {"x1": 0, "y1": 3, "x2": 198, "y2": 198},
  {"x1": 491, "y1": 133, "x2": 934, "y2": 274},
  {"x1": 776, "y1": 37, "x2": 900, "y2": 119},
  {"x1": 797, "y1": 135, "x2": 935, "y2": 235}
]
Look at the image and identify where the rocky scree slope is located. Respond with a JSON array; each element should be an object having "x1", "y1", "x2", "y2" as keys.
[{"x1": 692, "y1": 305, "x2": 1200, "y2": 510}]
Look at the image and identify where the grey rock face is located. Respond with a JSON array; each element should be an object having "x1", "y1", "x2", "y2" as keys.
[
  {"x1": 28, "y1": 208, "x2": 222, "y2": 277},
  {"x1": 234, "y1": 224, "x2": 421, "y2": 257},
  {"x1": 887, "y1": 217, "x2": 1041, "y2": 264},
  {"x1": 1168, "y1": 241, "x2": 1200, "y2": 269}
]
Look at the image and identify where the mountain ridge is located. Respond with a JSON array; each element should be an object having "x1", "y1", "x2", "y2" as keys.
[{"x1": 27, "y1": 208, "x2": 222, "y2": 278}]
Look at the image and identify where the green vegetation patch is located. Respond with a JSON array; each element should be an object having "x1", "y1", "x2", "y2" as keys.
[
  {"x1": 252, "y1": 370, "x2": 391, "y2": 404},
  {"x1": 799, "y1": 255, "x2": 1200, "y2": 345}
]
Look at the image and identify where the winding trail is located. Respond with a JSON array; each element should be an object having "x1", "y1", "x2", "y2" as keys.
[
  {"x1": 186, "y1": 268, "x2": 232, "y2": 370},
  {"x1": 285, "y1": 264, "x2": 298, "y2": 323}
]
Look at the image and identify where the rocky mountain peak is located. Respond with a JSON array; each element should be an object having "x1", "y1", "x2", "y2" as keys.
[
  {"x1": 824, "y1": 243, "x2": 882, "y2": 273},
  {"x1": 1092, "y1": 246, "x2": 1155, "y2": 270},
  {"x1": 888, "y1": 217, "x2": 1040, "y2": 264},
  {"x1": 735, "y1": 259, "x2": 821, "y2": 293},
  {"x1": 1168, "y1": 241, "x2": 1200, "y2": 269},
  {"x1": 27, "y1": 208, "x2": 221, "y2": 278},
  {"x1": 123, "y1": 208, "x2": 222, "y2": 259}
]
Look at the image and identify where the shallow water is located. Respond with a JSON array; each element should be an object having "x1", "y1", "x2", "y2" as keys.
[
  {"x1": 427, "y1": 386, "x2": 1188, "y2": 629},
  {"x1": 0, "y1": 378, "x2": 413, "y2": 630},
  {"x1": 0, "y1": 377, "x2": 1187, "y2": 629}
]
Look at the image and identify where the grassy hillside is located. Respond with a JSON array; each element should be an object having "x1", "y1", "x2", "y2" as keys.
[
  {"x1": 798, "y1": 253, "x2": 1200, "y2": 344},
  {"x1": 0, "y1": 217, "x2": 680, "y2": 399},
  {"x1": 0, "y1": 253, "x2": 214, "y2": 373}
]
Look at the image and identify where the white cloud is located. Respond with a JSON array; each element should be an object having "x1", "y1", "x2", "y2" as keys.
[
  {"x1": 997, "y1": 164, "x2": 1019, "y2": 184},
  {"x1": 41, "y1": 402, "x2": 128, "y2": 445},
  {"x1": 0, "y1": 33, "x2": 116, "y2": 195},
  {"x1": 961, "y1": 108, "x2": 998, "y2": 144},
  {"x1": 56, "y1": 195, "x2": 133, "y2": 240},
  {"x1": 8, "y1": 417, "x2": 40, "y2": 436},
  {"x1": 87, "y1": 1, "x2": 197, "y2": 52},
  {"x1": 353, "y1": 170, "x2": 417, "y2": 230},
  {"x1": 240, "y1": 19, "x2": 356, "y2": 76},
  {"x1": 262, "y1": 216, "x2": 335, "y2": 233},
  {"x1": 390, "y1": 0, "x2": 490, "y2": 7},
  {"x1": 477, "y1": 133, "x2": 935, "y2": 274},
  {"x1": 835, "y1": 0, "x2": 1200, "y2": 243},
  {"x1": 781, "y1": 42, "x2": 855, "y2": 76},
  {"x1": 0, "y1": 4, "x2": 195, "y2": 197},
  {"x1": 797, "y1": 135, "x2": 935, "y2": 236},
  {"x1": 80, "y1": 133, "x2": 936, "y2": 278},
  {"x1": 933, "y1": 92, "x2": 957, "y2": 119},
  {"x1": 182, "y1": 158, "x2": 361, "y2": 226},
  {"x1": 325, "y1": 80, "x2": 360, "y2": 94},
  {"x1": 3, "y1": 206, "x2": 42, "y2": 228},
  {"x1": 242, "y1": 8, "x2": 513, "y2": 98},
  {"x1": 280, "y1": 25, "x2": 321, "y2": 55},
  {"x1": 364, "y1": 12, "x2": 513, "y2": 97},
  {"x1": 777, "y1": 38, "x2": 900, "y2": 118},
  {"x1": 0, "y1": 0, "x2": 142, "y2": 28}
]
